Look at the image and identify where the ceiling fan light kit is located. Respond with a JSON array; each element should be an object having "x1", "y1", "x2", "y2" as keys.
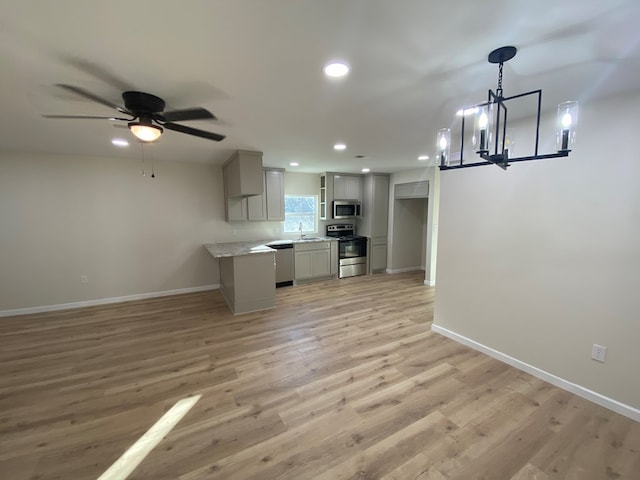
[
  {"x1": 438, "y1": 46, "x2": 579, "y2": 171},
  {"x1": 129, "y1": 119, "x2": 163, "y2": 142}
]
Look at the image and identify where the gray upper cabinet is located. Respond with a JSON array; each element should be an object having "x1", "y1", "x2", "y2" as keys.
[
  {"x1": 264, "y1": 169, "x2": 284, "y2": 221},
  {"x1": 223, "y1": 150, "x2": 264, "y2": 197},
  {"x1": 246, "y1": 174, "x2": 267, "y2": 221},
  {"x1": 394, "y1": 180, "x2": 428, "y2": 199},
  {"x1": 333, "y1": 174, "x2": 362, "y2": 201},
  {"x1": 226, "y1": 194, "x2": 247, "y2": 222},
  {"x1": 227, "y1": 168, "x2": 285, "y2": 222}
]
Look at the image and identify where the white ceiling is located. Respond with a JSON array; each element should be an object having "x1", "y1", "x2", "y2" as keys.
[{"x1": 1, "y1": 0, "x2": 639, "y2": 173}]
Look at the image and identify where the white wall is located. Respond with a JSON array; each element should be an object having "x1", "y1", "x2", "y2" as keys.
[
  {"x1": 434, "y1": 94, "x2": 640, "y2": 411},
  {"x1": 0, "y1": 152, "x2": 319, "y2": 312}
]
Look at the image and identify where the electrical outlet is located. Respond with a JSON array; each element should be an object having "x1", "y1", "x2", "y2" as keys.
[
  {"x1": 81, "y1": 275, "x2": 88, "y2": 285},
  {"x1": 591, "y1": 344, "x2": 607, "y2": 363}
]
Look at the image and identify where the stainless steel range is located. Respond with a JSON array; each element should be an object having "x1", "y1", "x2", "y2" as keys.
[{"x1": 326, "y1": 224, "x2": 368, "y2": 278}]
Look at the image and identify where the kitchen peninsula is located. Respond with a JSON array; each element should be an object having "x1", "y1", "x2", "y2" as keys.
[
  {"x1": 205, "y1": 241, "x2": 277, "y2": 315},
  {"x1": 205, "y1": 237, "x2": 337, "y2": 314}
]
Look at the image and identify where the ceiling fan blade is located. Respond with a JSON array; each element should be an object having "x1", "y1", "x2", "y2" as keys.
[
  {"x1": 164, "y1": 122, "x2": 225, "y2": 141},
  {"x1": 56, "y1": 84, "x2": 131, "y2": 115},
  {"x1": 160, "y1": 108, "x2": 216, "y2": 122},
  {"x1": 43, "y1": 114, "x2": 132, "y2": 121}
]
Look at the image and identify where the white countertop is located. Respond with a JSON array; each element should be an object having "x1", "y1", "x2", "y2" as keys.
[{"x1": 205, "y1": 237, "x2": 335, "y2": 258}]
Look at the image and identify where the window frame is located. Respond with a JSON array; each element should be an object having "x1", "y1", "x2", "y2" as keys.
[{"x1": 283, "y1": 194, "x2": 318, "y2": 234}]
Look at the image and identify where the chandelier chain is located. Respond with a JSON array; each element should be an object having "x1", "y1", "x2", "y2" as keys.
[{"x1": 496, "y1": 61, "x2": 504, "y2": 98}]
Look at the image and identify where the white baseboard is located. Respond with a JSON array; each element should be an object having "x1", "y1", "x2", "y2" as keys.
[
  {"x1": 0, "y1": 284, "x2": 219, "y2": 318},
  {"x1": 424, "y1": 280, "x2": 435, "y2": 286},
  {"x1": 386, "y1": 266, "x2": 425, "y2": 274},
  {"x1": 431, "y1": 324, "x2": 640, "y2": 423}
]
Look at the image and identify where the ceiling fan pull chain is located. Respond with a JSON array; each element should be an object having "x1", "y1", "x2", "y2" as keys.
[{"x1": 141, "y1": 142, "x2": 146, "y2": 177}]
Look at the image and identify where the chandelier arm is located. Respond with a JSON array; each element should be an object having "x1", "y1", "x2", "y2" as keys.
[
  {"x1": 440, "y1": 151, "x2": 570, "y2": 171},
  {"x1": 535, "y1": 90, "x2": 542, "y2": 157},
  {"x1": 500, "y1": 102, "x2": 508, "y2": 157},
  {"x1": 460, "y1": 115, "x2": 466, "y2": 166}
]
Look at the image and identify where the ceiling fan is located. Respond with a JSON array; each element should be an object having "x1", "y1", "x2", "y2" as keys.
[{"x1": 43, "y1": 84, "x2": 225, "y2": 142}]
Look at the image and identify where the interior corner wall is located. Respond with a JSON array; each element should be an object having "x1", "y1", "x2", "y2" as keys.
[
  {"x1": 433, "y1": 94, "x2": 640, "y2": 410},
  {"x1": 0, "y1": 152, "x2": 223, "y2": 311}
]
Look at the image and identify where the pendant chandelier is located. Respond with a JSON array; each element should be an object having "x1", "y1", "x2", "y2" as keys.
[{"x1": 437, "y1": 46, "x2": 579, "y2": 170}]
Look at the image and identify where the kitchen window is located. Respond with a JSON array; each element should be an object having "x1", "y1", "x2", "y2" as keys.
[{"x1": 284, "y1": 195, "x2": 317, "y2": 234}]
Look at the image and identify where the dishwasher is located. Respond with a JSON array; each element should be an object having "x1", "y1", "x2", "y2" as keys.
[{"x1": 270, "y1": 243, "x2": 294, "y2": 287}]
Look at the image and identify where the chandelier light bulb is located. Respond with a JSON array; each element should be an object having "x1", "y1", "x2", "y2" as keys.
[
  {"x1": 478, "y1": 112, "x2": 489, "y2": 129},
  {"x1": 474, "y1": 105, "x2": 492, "y2": 153},
  {"x1": 557, "y1": 101, "x2": 578, "y2": 151},
  {"x1": 436, "y1": 128, "x2": 451, "y2": 167}
]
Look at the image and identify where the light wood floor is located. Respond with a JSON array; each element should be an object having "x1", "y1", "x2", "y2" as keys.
[{"x1": 1, "y1": 271, "x2": 638, "y2": 479}]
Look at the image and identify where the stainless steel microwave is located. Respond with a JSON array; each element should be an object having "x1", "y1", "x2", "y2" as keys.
[{"x1": 333, "y1": 200, "x2": 361, "y2": 219}]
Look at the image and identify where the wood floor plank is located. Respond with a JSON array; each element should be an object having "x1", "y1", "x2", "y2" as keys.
[
  {"x1": 380, "y1": 453, "x2": 448, "y2": 480},
  {"x1": 1, "y1": 271, "x2": 638, "y2": 480},
  {"x1": 313, "y1": 410, "x2": 456, "y2": 480}
]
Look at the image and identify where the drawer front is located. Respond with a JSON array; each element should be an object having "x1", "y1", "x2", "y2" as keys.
[{"x1": 294, "y1": 241, "x2": 331, "y2": 252}]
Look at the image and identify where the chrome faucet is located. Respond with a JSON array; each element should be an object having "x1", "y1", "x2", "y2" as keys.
[{"x1": 299, "y1": 222, "x2": 305, "y2": 239}]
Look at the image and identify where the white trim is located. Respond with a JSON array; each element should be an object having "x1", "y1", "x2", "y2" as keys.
[
  {"x1": 386, "y1": 266, "x2": 425, "y2": 274},
  {"x1": 431, "y1": 324, "x2": 640, "y2": 423},
  {"x1": 424, "y1": 280, "x2": 435, "y2": 286},
  {"x1": 0, "y1": 284, "x2": 219, "y2": 318}
]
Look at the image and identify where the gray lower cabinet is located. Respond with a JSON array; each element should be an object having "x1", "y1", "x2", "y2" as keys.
[
  {"x1": 294, "y1": 241, "x2": 332, "y2": 280},
  {"x1": 369, "y1": 236, "x2": 388, "y2": 273},
  {"x1": 330, "y1": 241, "x2": 338, "y2": 275}
]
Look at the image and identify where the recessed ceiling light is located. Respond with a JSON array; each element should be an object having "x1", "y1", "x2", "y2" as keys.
[
  {"x1": 323, "y1": 62, "x2": 350, "y2": 78},
  {"x1": 418, "y1": 155, "x2": 429, "y2": 161},
  {"x1": 289, "y1": 162, "x2": 299, "y2": 167},
  {"x1": 456, "y1": 107, "x2": 479, "y2": 117},
  {"x1": 111, "y1": 138, "x2": 129, "y2": 147},
  {"x1": 361, "y1": 168, "x2": 370, "y2": 173},
  {"x1": 334, "y1": 143, "x2": 346, "y2": 151}
]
